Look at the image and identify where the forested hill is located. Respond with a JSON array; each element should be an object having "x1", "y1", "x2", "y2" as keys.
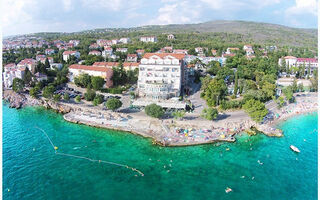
[
  {"x1": 23, "y1": 20, "x2": 317, "y2": 48},
  {"x1": 132, "y1": 20, "x2": 317, "y2": 48}
]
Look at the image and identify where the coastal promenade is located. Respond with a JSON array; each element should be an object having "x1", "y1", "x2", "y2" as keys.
[{"x1": 3, "y1": 89, "x2": 317, "y2": 146}]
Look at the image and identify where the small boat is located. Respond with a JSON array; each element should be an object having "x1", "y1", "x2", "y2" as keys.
[
  {"x1": 290, "y1": 145, "x2": 300, "y2": 153},
  {"x1": 225, "y1": 187, "x2": 232, "y2": 193}
]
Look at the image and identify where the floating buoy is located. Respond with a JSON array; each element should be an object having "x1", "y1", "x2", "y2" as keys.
[
  {"x1": 7, "y1": 189, "x2": 10, "y2": 192},
  {"x1": 54, "y1": 146, "x2": 58, "y2": 150}
]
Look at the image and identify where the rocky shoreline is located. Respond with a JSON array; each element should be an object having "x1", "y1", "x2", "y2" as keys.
[{"x1": 3, "y1": 89, "x2": 290, "y2": 147}]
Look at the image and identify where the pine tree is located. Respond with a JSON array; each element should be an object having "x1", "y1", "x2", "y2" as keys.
[{"x1": 234, "y1": 72, "x2": 238, "y2": 95}]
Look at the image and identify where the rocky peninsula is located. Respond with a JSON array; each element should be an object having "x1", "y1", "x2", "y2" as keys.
[{"x1": 4, "y1": 89, "x2": 317, "y2": 147}]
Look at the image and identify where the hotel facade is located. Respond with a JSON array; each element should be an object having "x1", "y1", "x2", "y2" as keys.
[{"x1": 137, "y1": 53, "x2": 186, "y2": 100}]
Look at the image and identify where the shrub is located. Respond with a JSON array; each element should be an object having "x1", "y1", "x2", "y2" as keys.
[
  {"x1": 84, "y1": 89, "x2": 96, "y2": 101},
  {"x1": 172, "y1": 110, "x2": 186, "y2": 120},
  {"x1": 75, "y1": 95, "x2": 81, "y2": 102},
  {"x1": 42, "y1": 85, "x2": 56, "y2": 99},
  {"x1": 93, "y1": 94, "x2": 104, "y2": 106},
  {"x1": 91, "y1": 76, "x2": 105, "y2": 90},
  {"x1": 53, "y1": 94, "x2": 61, "y2": 102},
  {"x1": 201, "y1": 108, "x2": 218, "y2": 120},
  {"x1": 12, "y1": 78, "x2": 24, "y2": 92},
  {"x1": 105, "y1": 98, "x2": 122, "y2": 111},
  {"x1": 63, "y1": 93, "x2": 70, "y2": 101},
  {"x1": 29, "y1": 87, "x2": 39, "y2": 98},
  {"x1": 145, "y1": 104, "x2": 164, "y2": 119}
]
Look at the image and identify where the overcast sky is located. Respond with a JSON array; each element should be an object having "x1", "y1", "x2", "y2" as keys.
[{"x1": 2, "y1": 0, "x2": 318, "y2": 36}]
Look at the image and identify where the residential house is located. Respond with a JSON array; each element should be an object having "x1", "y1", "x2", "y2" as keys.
[
  {"x1": 96, "y1": 39, "x2": 110, "y2": 47},
  {"x1": 160, "y1": 46, "x2": 173, "y2": 53},
  {"x1": 50, "y1": 63, "x2": 63, "y2": 70},
  {"x1": 116, "y1": 48, "x2": 128, "y2": 53},
  {"x1": 195, "y1": 47, "x2": 203, "y2": 54},
  {"x1": 102, "y1": 47, "x2": 113, "y2": 58},
  {"x1": 173, "y1": 49, "x2": 188, "y2": 55},
  {"x1": 39, "y1": 57, "x2": 54, "y2": 64},
  {"x1": 140, "y1": 36, "x2": 157, "y2": 43},
  {"x1": 3, "y1": 63, "x2": 26, "y2": 88},
  {"x1": 89, "y1": 50, "x2": 102, "y2": 56},
  {"x1": 211, "y1": 49, "x2": 217, "y2": 56},
  {"x1": 17, "y1": 58, "x2": 37, "y2": 72},
  {"x1": 119, "y1": 37, "x2": 131, "y2": 44},
  {"x1": 136, "y1": 49, "x2": 145, "y2": 58},
  {"x1": 111, "y1": 39, "x2": 119, "y2": 45},
  {"x1": 93, "y1": 62, "x2": 139, "y2": 71},
  {"x1": 127, "y1": 54, "x2": 138, "y2": 62},
  {"x1": 69, "y1": 40, "x2": 80, "y2": 46},
  {"x1": 36, "y1": 54, "x2": 46, "y2": 62},
  {"x1": 226, "y1": 47, "x2": 239, "y2": 55},
  {"x1": 137, "y1": 53, "x2": 186, "y2": 100},
  {"x1": 243, "y1": 45, "x2": 255, "y2": 56},
  {"x1": 69, "y1": 64, "x2": 114, "y2": 88},
  {"x1": 123, "y1": 62, "x2": 139, "y2": 71},
  {"x1": 167, "y1": 34, "x2": 175, "y2": 40},
  {"x1": 34, "y1": 72, "x2": 48, "y2": 82},
  {"x1": 278, "y1": 56, "x2": 297, "y2": 68},
  {"x1": 89, "y1": 43, "x2": 99, "y2": 49},
  {"x1": 62, "y1": 51, "x2": 80, "y2": 62},
  {"x1": 45, "y1": 49, "x2": 55, "y2": 55}
]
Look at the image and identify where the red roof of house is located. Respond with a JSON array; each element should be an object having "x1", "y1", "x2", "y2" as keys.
[
  {"x1": 283, "y1": 56, "x2": 297, "y2": 59},
  {"x1": 93, "y1": 62, "x2": 118, "y2": 67},
  {"x1": 143, "y1": 53, "x2": 185, "y2": 60},
  {"x1": 297, "y1": 58, "x2": 317, "y2": 63},
  {"x1": 63, "y1": 51, "x2": 77, "y2": 55},
  {"x1": 4, "y1": 63, "x2": 16, "y2": 68},
  {"x1": 127, "y1": 54, "x2": 137, "y2": 57},
  {"x1": 123, "y1": 62, "x2": 139, "y2": 67},
  {"x1": 89, "y1": 50, "x2": 101, "y2": 53},
  {"x1": 69, "y1": 64, "x2": 112, "y2": 72},
  {"x1": 18, "y1": 58, "x2": 36, "y2": 65}
]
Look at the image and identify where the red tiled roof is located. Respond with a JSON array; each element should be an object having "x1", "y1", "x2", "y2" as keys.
[
  {"x1": 4, "y1": 63, "x2": 16, "y2": 68},
  {"x1": 69, "y1": 64, "x2": 112, "y2": 72},
  {"x1": 93, "y1": 62, "x2": 118, "y2": 67},
  {"x1": 63, "y1": 51, "x2": 77, "y2": 55},
  {"x1": 143, "y1": 53, "x2": 185, "y2": 60},
  {"x1": 123, "y1": 62, "x2": 139, "y2": 67},
  {"x1": 297, "y1": 58, "x2": 317, "y2": 63},
  {"x1": 127, "y1": 54, "x2": 137, "y2": 57},
  {"x1": 18, "y1": 58, "x2": 36, "y2": 65},
  {"x1": 89, "y1": 50, "x2": 101, "y2": 53},
  {"x1": 283, "y1": 56, "x2": 297, "y2": 59}
]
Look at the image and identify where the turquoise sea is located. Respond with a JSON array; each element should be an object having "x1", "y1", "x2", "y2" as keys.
[{"x1": 3, "y1": 103, "x2": 318, "y2": 200}]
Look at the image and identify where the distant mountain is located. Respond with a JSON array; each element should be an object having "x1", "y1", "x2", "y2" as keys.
[{"x1": 11, "y1": 20, "x2": 318, "y2": 48}]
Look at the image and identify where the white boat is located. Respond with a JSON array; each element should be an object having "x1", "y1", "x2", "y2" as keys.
[
  {"x1": 290, "y1": 145, "x2": 300, "y2": 153},
  {"x1": 225, "y1": 187, "x2": 232, "y2": 193}
]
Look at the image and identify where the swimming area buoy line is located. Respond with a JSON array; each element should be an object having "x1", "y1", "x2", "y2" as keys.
[{"x1": 30, "y1": 126, "x2": 144, "y2": 176}]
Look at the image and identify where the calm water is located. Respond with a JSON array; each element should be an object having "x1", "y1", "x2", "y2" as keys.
[{"x1": 3, "y1": 103, "x2": 318, "y2": 200}]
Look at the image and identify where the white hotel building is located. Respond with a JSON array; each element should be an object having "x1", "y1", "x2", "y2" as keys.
[{"x1": 137, "y1": 53, "x2": 186, "y2": 100}]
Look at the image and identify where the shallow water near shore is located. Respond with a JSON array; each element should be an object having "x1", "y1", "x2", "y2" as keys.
[{"x1": 3, "y1": 103, "x2": 318, "y2": 200}]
